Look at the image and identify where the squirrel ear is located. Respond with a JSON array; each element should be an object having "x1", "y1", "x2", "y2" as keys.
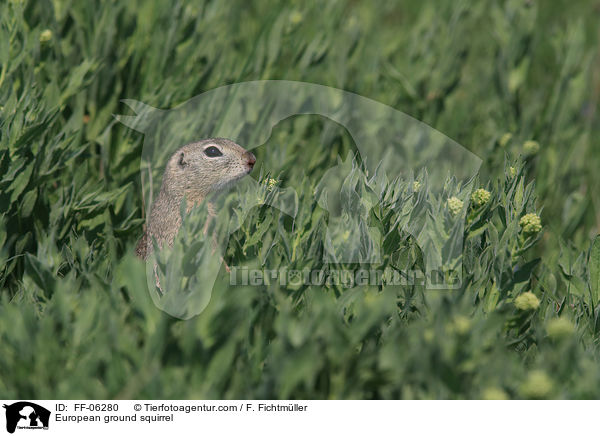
[{"x1": 178, "y1": 152, "x2": 188, "y2": 168}]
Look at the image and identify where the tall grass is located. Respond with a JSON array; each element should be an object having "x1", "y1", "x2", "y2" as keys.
[{"x1": 1, "y1": 0, "x2": 599, "y2": 398}]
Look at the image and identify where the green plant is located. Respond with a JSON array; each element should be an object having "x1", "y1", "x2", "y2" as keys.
[{"x1": 1, "y1": 0, "x2": 599, "y2": 399}]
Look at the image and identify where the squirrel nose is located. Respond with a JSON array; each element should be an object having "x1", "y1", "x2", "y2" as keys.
[{"x1": 244, "y1": 151, "x2": 256, "y2": 168}]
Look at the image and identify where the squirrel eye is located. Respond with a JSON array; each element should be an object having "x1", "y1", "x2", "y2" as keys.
[{"x1": 204, "y1": 146, "x2": 223, "y2": 157}]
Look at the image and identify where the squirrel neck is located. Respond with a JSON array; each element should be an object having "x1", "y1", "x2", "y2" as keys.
[{"x1": 153, "y1": 175, "x2": 212, "y2": 223}]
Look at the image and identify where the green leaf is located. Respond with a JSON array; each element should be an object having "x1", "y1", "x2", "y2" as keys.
[
  {"x1": 589, "y1": 235, "x2": 600, "y2": 307},
  {"x1": 9, "y1": 161, "x2": 34, "y2": 203},
  {"x1": 24, "y1": 253, "x2": 56, "y2": 296},
  {"x1": 21, "y1": 189, "x2": 37, "y2": 217}
]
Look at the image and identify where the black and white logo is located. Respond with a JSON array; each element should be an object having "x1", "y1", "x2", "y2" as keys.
[{"x1": 3, "y1": 402, "x2": 50, "y2": 434}]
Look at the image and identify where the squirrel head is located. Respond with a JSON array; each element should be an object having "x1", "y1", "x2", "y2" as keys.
[{"x1": 162, "y1": 138, "x2": 256, "y2": 201}]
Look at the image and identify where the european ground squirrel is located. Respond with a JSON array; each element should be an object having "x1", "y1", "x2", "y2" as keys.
[{"x1": 135, "y1": 138, "x2": 256, "y2": 260}]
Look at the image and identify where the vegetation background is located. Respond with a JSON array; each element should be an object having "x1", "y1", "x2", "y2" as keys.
[{"x1": 1, "y1": 0, "x2": 600, "y2": 399}]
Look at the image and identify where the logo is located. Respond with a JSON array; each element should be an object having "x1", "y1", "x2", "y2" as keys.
[
  {"x1": 118, "y1": 80, "x2": 482, "y2": 319},
  {"x1": 3, "y1": 402, "x2": 50, "y2": 434}
]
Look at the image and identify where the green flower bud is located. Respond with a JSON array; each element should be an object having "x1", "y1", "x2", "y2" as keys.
[
  {"x1": 499, "y1": 133, "x2": 512, "y2": 148},
  {"x1": 521, "y1": 370, "x2": 553, "y2": 399},
  {"x1": 471, "y1": 188, "x2": 491, "y2": 207},
  {"x1": 546, "y1": 318, "x2": 574, "y2": 340},
  {"x1": 447, "y1": 196, "x2": 463, "y2": 216},
  {"x1": 519, "y1": 213, "x2": 542, "y2": 234},
  {"x1": 265, "y1": 177, "x2": 278, "y2": 192},
  {"x1": 509, "y1": 166, "x2": 517, "y2": 177},
  {"x1": 423, "y1": 329, "x2": 434, "y2": 343},
  {"x1": 482, "y1": 387, "x2": 509, "y2": 400},
  {"x1": 451, "y1": 315, "x2": 471, "y2": 335},
  {"x1": 289, "y1": 11, "x2": 303, "y2": 24},
  {"x1": 39, "y1": 29, "x2": 53, "y2": 43},
  {"x1": 514, "y1": 291, "x2": 540, "y2": 311},
  {"x1": 412, "y1": 181, "x2": 421, "y2": 192},
  {"x1": 523, "y1": 140, "x2": 540, "y2": 156}
]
